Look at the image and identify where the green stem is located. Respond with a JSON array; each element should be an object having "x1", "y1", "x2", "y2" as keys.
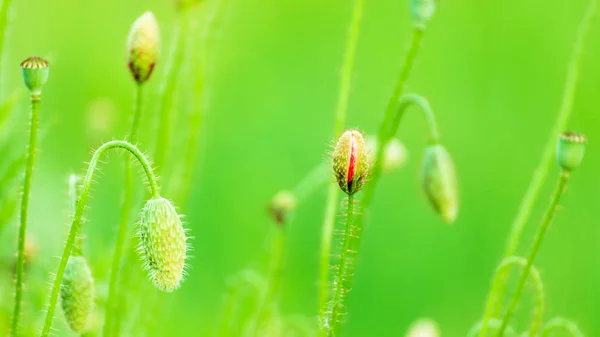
[
  {"x1": 541, "y1": 317, "x2": 584, "y2": 337},
  {"x1": 478, "y1": 256, "x2": 544, "y2": 337},
  {"x1": 320, "y1": 195, "x2": 355, "y2": 337},
  {"x1": 467, "y1": 319, "x2": 516, "y2": 337},
  {"x1": 494, "y1": 0, "x2": 597, "y2": 312},
  {"x1": 11, "y1": 96, "x2": 40, "y2": 337},
  {"x1": 496, "y1": 171, "x2": 570, "y2": 336},
  {"x1": 153, "y1": 10, "x2": 191, "y2": 177},
  {"x1": 317, "y1": 0, "x2": 365, "y2": 314},
  {"x1": 292, "y1": 162, "x2": 330, "y2": 202},
  {"x1": 40, "y1": 140, "x2": 159, "y2": 337},
  {"x1": 0, "y1": 0, "x2": 13, "y2": 94},
  {"x1": 104, "y1": 84, "x2": 145, "y2": 337},
  {"x1": 69, "y1": 174, "x2": 83, "y2": 256}
]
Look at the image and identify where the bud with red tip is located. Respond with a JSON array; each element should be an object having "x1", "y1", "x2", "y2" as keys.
[{"x1": 332, "y1": 130, "x2": 370, "y2": 195}]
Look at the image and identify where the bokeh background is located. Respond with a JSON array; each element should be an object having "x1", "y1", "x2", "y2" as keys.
[{"x1": 0, "y1": 0, "x2": 599, "y2": 336}]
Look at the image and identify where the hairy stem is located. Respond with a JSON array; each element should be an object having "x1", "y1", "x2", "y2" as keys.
[
  {"x1": 496, "y1": 171, "x2": 570, "y2": 336},
  {"x1": 104, "y1": 84, "x2": 145, "y2": 337},
  {"x1": 541, "y1": 317, "x2": 584, "y2": 337},
  {"x1": 317, "y1": 0, "x2": 365, "y2": 313},
  {"x1": 478, "y1": 256, "x2": 544, "y2": 337},
  {"x1": 40, "y1": 140, "x2": 159, "y2": 337},
  {"x1": 320, "y1": 195, "x2": 355, "y2": 337},
  {"x1": 153, "y1": 10, "x2": 191, "y2": 177},
  {"x1": 0, "y1": 0, "x2": 12, "y2": 94},
  {"x1": 11, "y1": 96, "x2": 40, "y2": 336},
  {"x1": 494, "y1": 0, "x2": 597, "y2": 312},
  {"x1": 69, "y1": 174, "x2": 83, "y2": 256}
]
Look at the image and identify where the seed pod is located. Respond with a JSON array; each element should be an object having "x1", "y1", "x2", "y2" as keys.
[
  {"x1": 405, "y1": 319, "x2": 440, "y2": 337},
  {"x1": 128, "y1": 12, "x2": 160, "y2": 84},
  {"x1": 20, "y1": 56, "x2": 50, "y2": 97},
  {"x1": 556, "y1": 131, "x2": 587, "y2": 172},
  {"x1": 410, "y1": 0, "x2": 436, "y2": 29},
  {"x1": 332, "y1": 130, "x2": 370, "y2": 195},
  {"x1": 60, "y1": 256, "x2": 95, "y2": 334},
  {"x1": 138, "y1": 197, "x2": 187, "y2": 292},
  {"x1": 421, "y1": 144, "x2": 458, "y2": 223},
  {"x1": 268, "y1": 190, "x2": 297, "y2": 226}
]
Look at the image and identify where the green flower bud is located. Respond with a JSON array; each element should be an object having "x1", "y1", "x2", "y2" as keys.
[
  {"x1": 410, "y1": 0, "x2": 436, "y2": 29},
  {"x1": 367, "y1": 136, "x2": 408, "y2": 174},
  {"x1": 405, "y1": 319, "x2": 440, "y2": 337},
  {"x1": 60, "y1": 256, "x2": 95, "y2": 334},
  {"x1": 20, "y1": 56, "x2": 50, "y2": 97},
  {"x1": 421, "y1": 144, "x2": 459, "y2": 223},
  {"x1": 268, "y1": 190, "x2": 297, "y2": 226},
  {"x1": 332, "y1": 130, "x2": 370, "y2": 195},
  {"x1": 556, "y1": 131, "x2": 587, "y2": 172},
  {"x1": 128, "y1": 12, "x2": 160, "y2": 84},
  {"x1": 138, "y1": 197, "x2": 188, "y2": 292}
]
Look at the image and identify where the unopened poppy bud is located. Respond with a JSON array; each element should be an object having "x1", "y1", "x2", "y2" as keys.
[
  {"x1": 405, "y1": 319, "x2": 440, "y2": 337},
  {"x1": 128, "y1": 12, "x2": 160, "y2": 84},
  {"x1": 60, "y1": 256, "x2": 95, "y2": 334},
  {"x1": 268, "y1": 190, "x2": 297, "y2": 226},
  {"x1": 556, "y1": 131, "x2": 587, "y2": 172},
  {"x1": 20, "y1": 56, "x2": 50, "y2": 97},
  {"x1": 410, "y1": 0, "x2": 436, "y2": 29},
  {"x1": 138, "y1": 197, "x2": 188, "y2": 292},
  {"x1": 421, "y1": 144, "x2": 458, "y2": 223},
  {"x1": 367, "y1": 136, "x2": 408, "y2": 173},
  {"x1": 332, "y1": 130, "x2": 370, "y2": 195}
]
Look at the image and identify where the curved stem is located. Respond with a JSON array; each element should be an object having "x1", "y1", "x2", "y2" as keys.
[
  {"x1": 317, "y1": 0, "x2": 365, "y2": 314},
  {"x1": 496, "y1": 171, "x2": 571, "y2": 336},
  {"x1": 153, "y1": 10, "x2": 191, "y2": 177},
  {"x1": 389, "y1": 93, "x2": 440, "y2": 144},
  {"x1": 11, "y1": 96, "x2": 40, "y2": 336},
  {"x1": 478, "y1": 256, "x2": 545, "y2": 337},
  {"x1": 467, "y1": 319, "x2": 516, "y2": 337},
  {"x1": 495, "y1": 0, "x2": 597, "y2": 312},
  {"x1": 104, "y1": 84, "x2": 145, "y2": 337},
  {"x1": 40, "y1": 140, "x2": 159, "y2": 337},
  {"x1": 541, "y1": 317, "x2": 584, "y2": 337},
  {"x1": 320, "y1": 195, "x2": 355, "y2": 337}
]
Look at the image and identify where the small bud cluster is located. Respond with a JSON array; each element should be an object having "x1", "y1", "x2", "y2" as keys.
[
  {"x1": 60, "y1": 256, "x2": 95, "y2": 334},
  {"x1": 332, "y1": 130, "x2": 370, "y2": 195},
  {"x1": 138, "y1": 197, "x2": 188, "y2": 292}
]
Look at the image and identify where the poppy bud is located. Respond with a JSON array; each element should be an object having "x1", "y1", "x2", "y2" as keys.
[
  {"x1": 410, "y1": 0, "x2": 436, "y2": 29},
  {"x1": 60, "y1": 256, "x2": 95, "y2": 333},
  {"x1": 421, "y1": 144, "x2": 458, "y2": 223},
  {"x1": 128, "y1": 12, "x2": 160, "y2": 84},
  {"x1": 556, "y1": 131, "x2": 587, "y2": 172},
  {"x1": 332, "y1": 130, "x2": 370, "y2": 195}
]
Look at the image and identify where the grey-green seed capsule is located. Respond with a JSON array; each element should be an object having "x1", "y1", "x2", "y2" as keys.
[
  {"x1": 421, "y1": 144, "x2": 459, "y2": 223},
  {"x1": 556, "y1": 131, "x2": 587, "y2": 172},
  {"x1": 20, "y1": 56, "x2": 50, "y2": 97},
  {"x1": 60, "y1": 256, "x2": 95, "y2": 334},
  {"x1": 139, "y1": 197, "x2": 187, "y2": 292}
]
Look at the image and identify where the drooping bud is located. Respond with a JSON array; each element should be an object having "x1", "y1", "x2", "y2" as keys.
[
  {"x1": 138, "y1": 197, "x2": 187, "y2": 292},
  {"x1": 421, "y1": 144, "x2": 459, "y2": 223},
  {"x1": 332, "y1": 130, "x2": 370, "y2": 195},
  {"x1": 268, "y1": 190, "x2": 297, "y2": 226},
  {"x1": 410, "y1": 0, "x2": 436, "y2": 29},
  {"x1": 556, "y1": 131, "x2": 587, "y2": 172},
  {"x1": 405, "y1": 319, "x2": 440, "y2": 337},
  {"x1": 20, "y1": 56, "x2": 50, "y2": 97},
  {"x1": 367, "y1": 136, "x2": 408, "y2": 173},
  {"x1": 127, "y1": 12, "x2": 160, "y2": 84},
  {"x1": 60, "y1": 256, "x2": 95, "y2": 334}
]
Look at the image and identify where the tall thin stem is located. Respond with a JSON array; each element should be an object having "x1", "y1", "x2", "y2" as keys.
[
  {"x1": 40, "y1": 140, "x2": 159, "y2": 337},
  {"x1": 496, "y1": 171, "x2": 570, "y2": 336},
  {"x1": 317, "y1": 0, "x2": 365, "y2": 313},
  {"x1": 0, "y1": 0, "x2": 13, "y2": 94},
  {"x1": 69, "y1": 174, "x2": 83, "y2": 256},
  {"x1": 11, "y1": 96, "x2": 40, "y2": 337},
  {"x1": 104, "y1": 84, "x2": 145, "y2": 337},
  {"x1": 320, "y1": 195, "x2": 355, "y2": 337},
  {"x1": 494, "y1": 0, "x2": 597, "y2": 311}
]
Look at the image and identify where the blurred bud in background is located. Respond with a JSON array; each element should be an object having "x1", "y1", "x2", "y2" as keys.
[{"x1": 405, "y1": 318, "x2": 440, "y2": 337}]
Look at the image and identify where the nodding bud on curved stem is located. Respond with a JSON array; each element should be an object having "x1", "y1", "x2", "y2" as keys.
[
  {"x1": 138, "y1": 197, "x2": 188, "y2": 292},
  {"x1": 60, "y1": 256, "x2": 95, "y2": 334},
  {"x1": 556, "y1": 131, "x2": 587, "y2": 172},
  {"x1": 128, "y1": 12, "x2": 160, "y2": 84},
  {"x1": 333, "y1": 130, "x2": 370, "y2": 195},
  {"x1": 410, "y1": 0, "x2": 436, "y2": 29},
  {"x1": 421, "y1": 144, "x2": 459, "y2": 223},
  {"x1": 20, "y1": 56, "x2": 50, "y2": 97}
]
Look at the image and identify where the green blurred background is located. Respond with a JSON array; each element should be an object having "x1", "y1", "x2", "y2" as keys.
[{"x1": 1, "y1": 0, "x2": 599, "y2": 336}]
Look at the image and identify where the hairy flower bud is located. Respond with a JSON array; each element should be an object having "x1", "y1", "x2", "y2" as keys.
[
  {"x1": 60, "y1": 256, "x2": 95, "y2": 334},
  {"x1": 128, "y1": 12, "x2": 160, "y2": 84},
  {"x1": 556, "y1": 131, "x2": 587, "y2": 172},
  {"x1": 410, "y1": 0, "x2": 436, "y2": 29},
  {"x1": 405, "y1": 319, "x2": 440, "y2": 337},
  {"x1": 138, "y1": 197, "x2": 187, "y2": 292},
  {"x1": 333, "y1": 130, "x2": 370, "y2": 195},
  {"x1": 421, "y1": 144, "x2": 458, "y2": 223},
  {"x1": 268, "y1": 190, "x2": 297, "y2": 226},
  {"x1": 20, "y1": 56, "x2": 50, "y2": 97}
]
